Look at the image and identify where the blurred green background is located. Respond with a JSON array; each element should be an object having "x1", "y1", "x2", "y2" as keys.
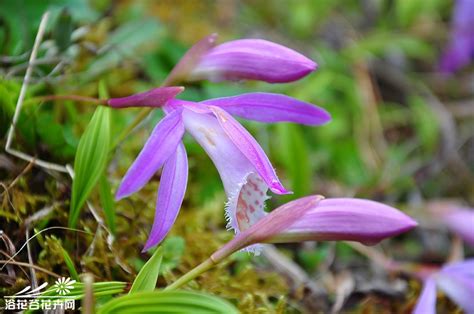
[{"x1": 1, "y1": 0, "x2": 473, "y2": 313}]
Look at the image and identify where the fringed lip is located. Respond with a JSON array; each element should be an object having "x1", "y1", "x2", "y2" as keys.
[{"x1": 225, "y1": 172, "x2": 270, "y2": 234}]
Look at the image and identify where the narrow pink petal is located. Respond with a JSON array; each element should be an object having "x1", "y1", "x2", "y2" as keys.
[
  {"x1": 443, "y1": 208, "x2": 474, "y2": 247},
  {"x1": 143, "y1": 143, "x2": 188, "y2": 251},
  {"x1": 211, "y1": 195, "x2": 323, "y2": 261},
  {"x1": 202, "y1": 92, "x2": 330, "y2": 125},
  {"x1": 163, "y1": 33, "x2": 218, "y2": 85},
  {"x1": 439, "y1": 0, "x2": 474, "y2": 73},
  {"x1": 276, "y1": 198, "x2": 418, "y2": 245},
  {"x1": 436, "y1": 271, "x2": 474, "y2": 313},
  {"x1": 211, "y1": 196, "x2": 417, "y2": 260},
  {"x1": 190, "y1": 39, "x2": 316, "y2": 83},
  {"x1": 413, "y1": 278, "x2": 437, "y2": 314},
  {"x1": 209, "y1": 106, "x2": 290, "y2": 195},
  {"x1": 107, "y1": 87, "x2": 184, "y2": 108},
  {"x1": 441, "y1": 259, "x2": 474, "y2": 277},
  {"x1": 116, "y1": 109, "x2": 184, "y2": 200}
]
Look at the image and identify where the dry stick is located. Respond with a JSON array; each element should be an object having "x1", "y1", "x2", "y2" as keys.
[
  {"x1": 4, "y1": 12, "x2": 115, "y2": 256},
  {"x1": 0, "y1": 260, "x2": 60, "y2": 278},
  {"x1": 6, "y1": 158, "x2": 35, "y2": 192},
  {"x1": 0, "y1": 233, "x2": 17, "y2": 278},
  {"x1": 353, "y1": 62, "x2": 387, "y2": 167},
  {"x1": 25, "y1": 229, "x2": 38, "y2": 289},
  {"x1": 32, "y1": 94, "x2": 107, "y2": 105},
  {"x1": 4, "y1": 12, "x2": 68, "y2": 174},
  {"x1": 0, "y1": 226, "x2": 93, "y2": 272},
  {"x1": 82, "y1": 273, "x2": 95, "y2": 314},
  {"x1": 3, "y1": 13, "x2": 51, "y2": 288},
  {"x1": 0, "y1": 250, "x2": 29, "y2": 279}
]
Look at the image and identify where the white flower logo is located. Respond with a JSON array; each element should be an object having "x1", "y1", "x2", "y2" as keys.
[{"x1": 53, "y1": 277, "x2": 76, "y2": 295}]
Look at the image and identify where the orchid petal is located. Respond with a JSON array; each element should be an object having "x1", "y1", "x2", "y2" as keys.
[
  {"x1": 211, "y1": 195, "x2": 324, "y2": 261},
  {"x1": 143, "y1": 143, "x2": 188, "y2": 251},
  {"x1": 163, "y1": 33, "x2": 218, "y2": 85},
  {"x1": 413, "y1": 278, "x2": 437, "y2": 314},
  {"x1": 108, "y1": 87, "x2": 184, "y2": 108},
  {"x1": 274, "y1": 198, "x2": 418, "y2": 245},
  {"x1": 436, "y1": 271, "x2": 474, "y2": 313},
  {"x1": 212, "y1": 196, "x2": 417, "y2": 260},
  {"x1": 439, "y1": 0, "x2": 474, "y2": 73},
  {"x1": 182, "y1": 109, "x2": 271, "y2": 238},
  {"x1": 202, "y1": 92, "x2": 331, "y2": 125},
  {"x1": 166, "y1": 99, "x2": 212, "y2": 115},
  {"x1": 190, "y1": 39, "x2": 316, "y2": 83},
  {"x1": 209, "y1": 106, "x2": 290, "y2": 195},
  {"x1": 443, "y1": 208, "x2": 474, "y2": 247},
  {"x1": 116, "y1": 109, "x2": 184, "y2": 199},
  {"x1": 441, "y1": 259, "x2": 474, "y2": 277}
]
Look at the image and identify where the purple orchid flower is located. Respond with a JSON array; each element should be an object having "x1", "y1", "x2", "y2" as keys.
[
  {"x1": 165, "y1": 195, "x2": 417, "y2": 291},
  {"x1": 413, "y1": 259, "x2": 474, "y2": 314},
  {"x1": 439, "y1": 0, "x2": 474, "y2": 73},
  {"x1": 210, "y1": 195, "x2": 417, "y2": 260},
  {"x1": 115, "y1": 92, "x2": 331, "y2": 250},
  {"x1": 164, "y1": 34, "x2": 316, "y2": 84}
]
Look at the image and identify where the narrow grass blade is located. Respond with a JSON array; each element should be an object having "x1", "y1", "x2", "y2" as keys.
[{"x1": 129, "y1": 247, "x2": 163, "y2": 294}]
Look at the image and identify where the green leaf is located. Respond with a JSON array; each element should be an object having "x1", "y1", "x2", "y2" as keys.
[
  {"x1": 85, "y1": 19, "x2": 162, "y2": 80},
  {"x1": 129, "y1": 247, "x2": 163, "y2": 294},
  {"x1": 409, "y1": 96, "x2": 439, "y2": 153},
  {"x1": 61, "y1": 247, "x2": 80, "y2": 281},
  {"x1": 99, "y1": 174, "x2": 116, "y2": 235},
  {"x1": 68, "y1": 81, "x2": 111, "y2": 228},
  {"x1": 277, "y1": 124, "x2": 311, "y2": 197},
  {"x1": 53, "y1": 9, "x2": 73, "y2": 51},
  {"x1": 98, "y1": 290, "x2": 238, "y2": 314},
  {"x1": 40, "y1": 281, "x2": 126, "y2": 300}
]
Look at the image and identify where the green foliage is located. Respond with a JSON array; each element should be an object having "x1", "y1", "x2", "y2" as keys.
[
  {"x1": 0, "y1": 80, "x2": 18, "y2": 136},
  {"x1": 52, "y1": 9, "x2": 74, "y2": 52},
  {"x1": 160, "y1": 236, "x2": 185, "y2": 274},
  {"x1": 276, "y1": 123, "x2": 311, "y2": 197},
  {"x1": 60, "y1": 247, "x2": 80, "y2": 281},
  {"x1": 69, "y1": 82, "x2": 111, "y2": 228},
  {"x1": 86, "y1": 19, "x2": 163, "y2": 80},
  {"x1": 129, "y1": 247, "x2": 163, "y2": 294},
  {"x1": 409, "y1": 96, "x2": 439, "y2": 153},
  {"x1": 2, "y1": 0, "x2": 469, "y2": 312},
  {"x1": 99, "y1": 174, "x2": 116, "y2": 235},
  {"x1": 98, "y1": 290, "x2": 238, "y2": 314},
  {"x1": 40, "y1": 281, "x2": 126, "y2": 300}
]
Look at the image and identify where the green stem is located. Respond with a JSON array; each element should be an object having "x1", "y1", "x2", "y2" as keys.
[
  {"x1": 23, "y1": 95, "x2": 107, "y2": 106},
  {"x1": 164, "y1": 258, "x2": 216, "y2": 291}
]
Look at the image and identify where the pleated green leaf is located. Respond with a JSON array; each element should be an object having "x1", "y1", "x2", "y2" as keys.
[
  {"x1": 68, "y1": 81, "x2": 111, "y2": 228},
  {"x1": 98, "y1": 291, "x2": 238, "y2": 314},
  {"x1": 129, "y1": 247, "x2": 163, "y2": 294},
  {"x1": 99, "y1": 174, "x2": 116, "y2": 235},
  {"x1": 40, "y1": 281, "x2": 127, "y2": 300}
]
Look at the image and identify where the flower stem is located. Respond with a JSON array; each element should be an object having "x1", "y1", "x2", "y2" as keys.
[
  {"x1": 164, "y1": 258, "x2": 216, "y2": 291},
  {"x1": 30, "y1": 95, "x2": 108, "y2": 105}
]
